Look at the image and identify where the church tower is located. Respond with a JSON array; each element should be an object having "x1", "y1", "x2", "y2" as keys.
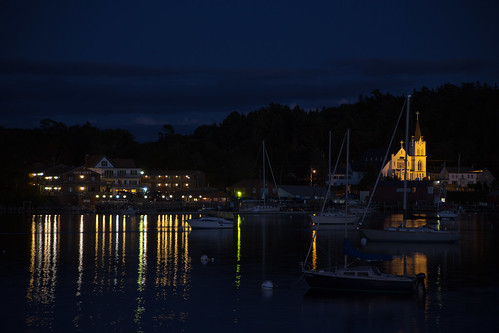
[
  {"x1": 381, "y1": 111, "x2": 427, "y2": 180},
  {"x1": 408, "y1": 112, "x2": 427, "y2": 180}
]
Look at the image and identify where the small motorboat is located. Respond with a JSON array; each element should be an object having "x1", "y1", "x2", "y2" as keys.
[{"x1": 186, "y1": 216, "x2": 234, "y2": 229}]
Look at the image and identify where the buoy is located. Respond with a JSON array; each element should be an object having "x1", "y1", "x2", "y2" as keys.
[
  {"x1": 200, "y1": 254, "x2": 209, "y2": 263},
  {"x1": 261, "y1": 280, "x2": 274, "y2": 289},
  {"x1": 361, "y1": 238, "x2": 367, "y2": 246}
]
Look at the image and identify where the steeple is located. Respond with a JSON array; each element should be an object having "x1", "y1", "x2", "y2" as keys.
[{"x1": 414, "y1": 111, "x2": 422, "y2": 141}]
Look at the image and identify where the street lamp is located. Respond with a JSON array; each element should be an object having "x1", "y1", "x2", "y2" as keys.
[{"x1": 310, "y1": 168, "x2": 316, "y2": 186}]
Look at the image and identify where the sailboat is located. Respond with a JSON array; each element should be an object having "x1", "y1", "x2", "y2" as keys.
[
  {"x1": 310, "y1": 130, "x2": 359, "y2": 225},
  {"x1": 302, "y1": 129, "x2": 426, "y2": 294},
  {"x1": 359, "y1": 95, "x2": 460, "y2": 243},
  {"x1": 239, "y1": 141, "x2": 281, "y2": 213}
]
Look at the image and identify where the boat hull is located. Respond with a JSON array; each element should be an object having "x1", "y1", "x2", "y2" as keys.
[
  {"x1": 303, "y1": 270, "x2": 422, "y2": 294},
  {"x1": 187, "y1": 217, "x2": 234, "y2": 229},
  {"x1": 311, "y1": 214, "x2": 359, "y2": 225},
  {"x1": 360, "y1": 228, "x2": 460, "y2": 243}
]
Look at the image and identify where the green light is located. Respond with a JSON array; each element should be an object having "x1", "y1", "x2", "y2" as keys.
[{"x1": 237, "y1": 191, "x2": 242, "y2": 198}]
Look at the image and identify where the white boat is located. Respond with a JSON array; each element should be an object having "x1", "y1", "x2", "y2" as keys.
[
  {"x1": 311, "y1": 210, "x2": 359, "y2": 225},
  {"x1": 311, "y1": 130, "x2": 358, "y2": 225},
  {"x1": 186, "y1": 216, "x2": 234, "y2": 229},
  {"x1": 359, "y1": 95, "x2": 460, "y2": 243},
  {"x1": 360, "y1": 226, "x2": 460, "y2": 243},
  {"x1": 437, "y1": 209, "x2": 460, "y2": 219},
  {"x1": 121, "y1": 206, "x2": 138, "y2": 215},
  {"x1": 245, "y1": 205, "x2": 281, "y2": 213},
  {"x1": 239, "y1": 141, "x2": 282, "y2": 214},
  {"x1": 349, "y1": 205, "x2": 375, "y2": 215}
]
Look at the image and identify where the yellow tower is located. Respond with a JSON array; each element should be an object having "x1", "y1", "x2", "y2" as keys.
[
  {"x1": 408, "y1": 111, "x2": 427, "y2": 180},
  {"x1": 382, "y1": 111, "x2": 427, "y2": 180}
]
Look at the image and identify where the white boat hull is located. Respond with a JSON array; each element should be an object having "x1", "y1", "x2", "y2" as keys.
[
  {"x1": 437, "y1": 210, "x2": 459, "y2": 218},
  {"x1": 360, "y1": 227, "x2": 460, "y2": 243},
  {"x1": 311, "y1": 213, "x2": 359, "y2": 225},
  {"x1": 239, "y1": 205, "x2": 281, "y2": 214},
  {"x1": 187, "y1": 217, "x2": 234, "y2": 229}
]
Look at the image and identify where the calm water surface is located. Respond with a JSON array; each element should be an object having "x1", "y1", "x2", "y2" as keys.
[{"x1": 1, "y1": 211, "x2": 498, "y2": 332}]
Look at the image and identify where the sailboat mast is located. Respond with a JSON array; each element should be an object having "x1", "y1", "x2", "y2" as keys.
[
  {"x1": 345, "y1": 129, "x2": 350, "y2": 239},
  {"x1": 262, "y1": 140, "x2": 266, "y2": 205},
  {"x1": 403, "y1": 95, "x2": 411, "y2": 226},
  {"x1": 328, "y1": 131, "x2": 332, "y2": 186}
]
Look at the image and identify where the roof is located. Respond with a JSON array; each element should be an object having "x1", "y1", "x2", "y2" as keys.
[
  {"x1": 35, "y1": 164, "x2": 72, "y2": 176},
  {"x1": 145, "y1": 170, "x2": 203, "y2": 176},
  {"x1": 414, "y1": 118, "x2": 422, "y2": 141},
  {"x1": 84, "y1": 155, "x2": 137, "y2": 168}
]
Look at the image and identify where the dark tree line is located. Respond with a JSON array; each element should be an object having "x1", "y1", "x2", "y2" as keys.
[{"x1": 1, "y1": 82, "x2": 498, "y2": 205}]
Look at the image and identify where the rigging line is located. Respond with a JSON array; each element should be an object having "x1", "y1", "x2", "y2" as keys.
[
  {"x1": 264, "y1": 145, "x2": 281, "y2": 203},
  {"x1": 359, "y1": 98, "x2": 408, "y2": 226},
  {"x1": 302, "y1": 130, "x2": 347, "y2": 269},
  {"x1": 319, "y1": 131, "x2": 347, "y2": 217}
]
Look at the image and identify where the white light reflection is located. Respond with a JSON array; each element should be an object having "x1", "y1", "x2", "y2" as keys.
[{"x1": 26, "y1": 214, "x2": 60, "y2": 321}]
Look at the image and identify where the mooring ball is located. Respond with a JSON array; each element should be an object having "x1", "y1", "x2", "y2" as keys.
[{"x1": 261, "y1": 280, "x2": 274, "y2": 289}]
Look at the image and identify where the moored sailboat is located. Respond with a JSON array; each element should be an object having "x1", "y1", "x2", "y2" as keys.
[
  {"x1": 302, "y1": 129, "x2": 425, "y2": 295},
  {"x1": 310, "y1": 130, "x2": 359, "y2": 226},
  {"x1": 359, "y1": 95, "x2": 460, "y2": 243},
  {"x1": 239, "y1": 141, "x2": 282, "y2": 213}
]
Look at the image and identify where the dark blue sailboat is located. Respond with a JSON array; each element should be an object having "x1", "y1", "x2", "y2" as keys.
[{"x1": 303, "y1": 238, "x2": 425, "y2": 294}]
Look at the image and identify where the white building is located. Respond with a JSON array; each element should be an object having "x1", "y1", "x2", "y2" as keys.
[{"x1": 382, "y1": 112, "x2": 427, "y2": 180}]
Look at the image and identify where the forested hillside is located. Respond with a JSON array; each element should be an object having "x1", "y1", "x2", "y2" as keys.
[{"x1": 2, "y1": 82, "x2": 498, "y2": 204}]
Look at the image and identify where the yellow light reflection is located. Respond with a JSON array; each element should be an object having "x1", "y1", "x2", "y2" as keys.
[
  {"x1": 235, "y1": 215, "x2": 242, "y2": 289},
  {"x1": 311, "y1": 229, "x2": 317, "y2": 270}
]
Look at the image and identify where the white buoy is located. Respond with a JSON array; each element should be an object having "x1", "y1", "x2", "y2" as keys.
[
  {"x1": 261, "y1": 280, "x2": 274, "y2": 289},
  {"x1": 361, "y1": 238, "x2": 368, "y2": 246}
]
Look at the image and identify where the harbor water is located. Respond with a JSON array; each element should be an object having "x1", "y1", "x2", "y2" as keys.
[{"x1": 1, "y1": 211, "x2": 498, "y2": 332}]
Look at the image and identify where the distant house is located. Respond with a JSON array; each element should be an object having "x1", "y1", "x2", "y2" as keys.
[
  {"x1": 84, "y1": 155, "x2": 142, "y2": 194},
  {"x1": 331, "y1": 165, "x2": 364, "y2": 186},
  {"x1": 438, "y1": 165, "x2": 496, "y2": 191}
]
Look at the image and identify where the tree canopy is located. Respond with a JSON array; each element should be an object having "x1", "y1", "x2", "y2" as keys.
[{"x1": 1, "y1": 82, "x2": 498, "y2": 204}]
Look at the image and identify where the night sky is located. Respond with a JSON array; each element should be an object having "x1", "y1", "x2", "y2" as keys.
[{"x1": 1, "y1": 0, "x2": 498, "y2": 142}]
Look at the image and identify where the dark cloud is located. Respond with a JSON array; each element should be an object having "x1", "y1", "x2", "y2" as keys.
[{"x1": 1, "y1": 57, "x2": 498, "y2": 141}]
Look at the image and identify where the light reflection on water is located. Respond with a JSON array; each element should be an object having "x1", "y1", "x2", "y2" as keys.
[{"x1": 0, "y1": 212, "x2": 498, "y2": 332}]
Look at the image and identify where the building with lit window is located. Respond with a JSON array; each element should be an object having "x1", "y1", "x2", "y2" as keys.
[
  {"x1": 382, "y1": 112, "x2": 427, "y2": 180},
  {"x1": 29, "y1": 165, "x2": 101, "y2": 205},
  {"x1": 84, "y1": 155, "x2": 142, "y2": 194},
  {"x1": 141, "y1": 170, "x2": 206, "y2": 193},
  {"x1": 438, "y1": 166, "x2": 495, "y2": 191}
]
